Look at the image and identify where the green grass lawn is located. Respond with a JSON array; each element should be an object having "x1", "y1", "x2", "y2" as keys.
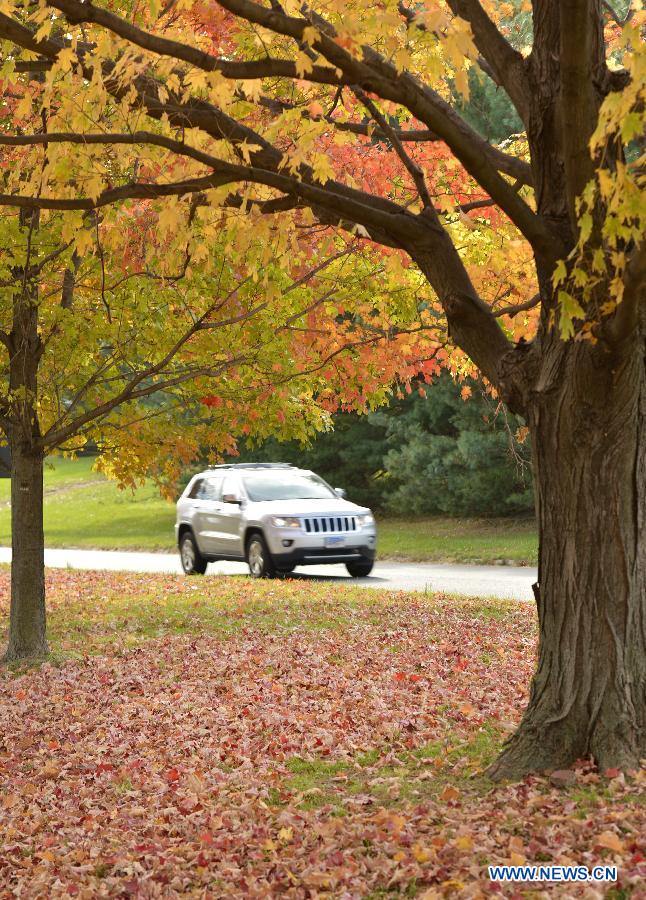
[
  {"x1": 378, "y1": 517, "x2": 537, "y2": 565},
  {"x1": 0, "y1": 456, "x2": 538, "y2": 563},
  {"x1": 0, "y1": 457, "x2": 176, "y2": 551}
]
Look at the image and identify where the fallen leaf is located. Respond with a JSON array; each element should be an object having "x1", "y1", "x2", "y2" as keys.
[
  {"x1": 549, "y1": 769, "x2": 576, "y2": 788},
  {"x1": 596, "y1": 831, "x2": 624, "y2": 853},
  {"x1": 412, "y1": 844, "x2": 434, "y2": 863},
  {"x1": 455, "y1": 835, "x2": 474, "y2": 851}
]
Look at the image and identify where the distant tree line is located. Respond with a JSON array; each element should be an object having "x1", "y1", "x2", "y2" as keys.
[{"x1": 232, "y1": 374, "x2": 534, "y2": 517}]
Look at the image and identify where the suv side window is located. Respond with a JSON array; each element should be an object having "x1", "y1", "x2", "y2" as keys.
[
  {"x1": 221, "y1": 474, "x2": 240, "y2": 500},
  {"x1": 187, "y1": 478, "x2": 203, "y2": 499},
  {"x1": 201, "y1": 477, "x2": 223, "y2": 502}
]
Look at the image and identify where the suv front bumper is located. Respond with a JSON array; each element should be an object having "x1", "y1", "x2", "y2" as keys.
[
  {"x1": 264, "y1": 524, "x2": 376, "y2": 568},
  {"x1": 270, "y1": 544, "x2": 376, "y2": 568}
]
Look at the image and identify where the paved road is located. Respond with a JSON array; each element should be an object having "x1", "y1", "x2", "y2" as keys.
[{"x1": 0, "y1": 547, "x2": 536, "y2": 600}]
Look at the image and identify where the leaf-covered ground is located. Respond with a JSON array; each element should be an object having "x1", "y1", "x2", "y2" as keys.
[{"x1": 1, "y1": 570, "x2": 644, "y2": 898}]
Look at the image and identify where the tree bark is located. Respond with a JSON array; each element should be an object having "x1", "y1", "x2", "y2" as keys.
[
  {"x1": 3, "y1": 439, "x2": 48, "y2": 662},
  {"x1": 490, "y1": 331, "x2": 646, "y2": 778},
  {"x1": 3, "y1": 216, "x2": 49, "y2": 663}
]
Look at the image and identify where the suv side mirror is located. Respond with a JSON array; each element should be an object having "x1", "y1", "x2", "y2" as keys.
[
  {"x1": 222, "y1": 492, "x2": 241, "y2": 504},
  {"x1": 334, "y1": 487, "x2": 346, "y2": 498}
]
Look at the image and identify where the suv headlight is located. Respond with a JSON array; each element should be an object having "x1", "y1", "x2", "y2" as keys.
[
  {"x1": 357, "y1": 513, "x2": 375, "y2": 528},
  {"x1": 271, "y1": 516, "x2": 301, "y2": 529}
]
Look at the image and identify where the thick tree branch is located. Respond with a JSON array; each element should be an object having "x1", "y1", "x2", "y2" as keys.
[
  {"x1": 409, "y1": 226, "x2": 516, "y2": 392},
  {"x1": 14, "y1": 60, "x2": 52, "y2": 72},
  {"x1": 559, "y1": 0, "x2": 601, "y2": 227},
  {"x1": 444, "y1": 0, "x2": 530, "y2": 124},
  {"x1": 47, "y1": 0, "x2": 346, "y2": 85}
]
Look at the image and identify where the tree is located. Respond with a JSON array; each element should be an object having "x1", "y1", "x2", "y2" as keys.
[
  {"x1": 380, "y1": 376, "x2": 533, "y2": 516},
  {"x1": 232, "y1": 373, "x2": 534, "y2": 515},
  {"x1": 0, "y1": 0, "x2": 643, "y2": 778},
  {"x1": 0, "y1": 201, "x2": 439, "y2": 663}
]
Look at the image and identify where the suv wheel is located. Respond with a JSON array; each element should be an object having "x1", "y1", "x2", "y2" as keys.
[
  {"x1": 180, "y1": 532, "x2": 208, "y2": 575},
  {"x1": 346, "y1": 559, "x2": 374, "y2": 578},
  {"x1": 247, "y1": 533, "x2": 276, "y2": 578}
]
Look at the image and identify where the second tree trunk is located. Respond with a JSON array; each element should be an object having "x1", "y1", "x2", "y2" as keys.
[{"x1": 3, "y1": 440, "x2": 48, "y2": 663}]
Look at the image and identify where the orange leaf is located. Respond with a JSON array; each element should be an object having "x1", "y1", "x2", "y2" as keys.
[
  {"x1": 440, "y1": 785, "x2": 460, "y2": 802},
  {"x1": 596, "y1": 831, "x2": 624, "y2": 853}
]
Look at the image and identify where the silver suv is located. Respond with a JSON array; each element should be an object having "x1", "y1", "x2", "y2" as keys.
[{"x1": 176, "y1": 463, "x2": 376, "y2": 578}]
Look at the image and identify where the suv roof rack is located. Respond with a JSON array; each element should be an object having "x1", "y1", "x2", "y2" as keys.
[{"x1": 207, "y1": 463, "x2": 295, "y2": 470}]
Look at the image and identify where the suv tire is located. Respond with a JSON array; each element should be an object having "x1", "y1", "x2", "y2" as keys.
[
  {"x1": 247, "y1": 533, "x2": 276, "y2": 578},
  {"x1": 180, "y1": 532, "x2": 208, "y2": 575},
  {"x1": 346, "y1": 559, "x2": 374, "y2": 578}
]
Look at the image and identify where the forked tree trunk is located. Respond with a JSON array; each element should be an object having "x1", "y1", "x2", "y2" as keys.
[
  {"x1": 490, "y1": 333, "x2": 646, "y2": 779},
  {"x1": 3, "y1": 439, "x2": 48, "y2": 662}
]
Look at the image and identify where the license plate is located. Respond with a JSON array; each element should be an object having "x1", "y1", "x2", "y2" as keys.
[{"x1": 325, "y1": 535, "x2": 346, "y2": 547}]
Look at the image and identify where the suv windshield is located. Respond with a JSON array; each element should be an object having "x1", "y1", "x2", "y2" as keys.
[{"x1": 242, "y1": 472, "x2": 336, "y2": 501}]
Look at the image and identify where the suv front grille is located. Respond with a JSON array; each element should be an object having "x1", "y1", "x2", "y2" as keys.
[{"x1": 303, "y1": 516, "x2": 357, "y2": 534}]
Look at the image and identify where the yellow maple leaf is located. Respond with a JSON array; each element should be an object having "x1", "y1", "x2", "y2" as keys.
[
  {"x1": 295, "y1": 51, "x2": 314, "y2": 77},
  {"x1": 412, "y1": 843, "x2": 434, "y2": 863},
  {"x1": 301, "y1": 26, "x2": 319, "y2": 45},
  {"x1": 454, "y1": 834, "x2": 473, "y2": 851}
]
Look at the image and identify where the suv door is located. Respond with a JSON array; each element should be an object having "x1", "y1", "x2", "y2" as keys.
[
  {"x1": 193, "y1": 475, "x2": 224, "y2": 555},
  {"x1": 214, "y1": 474, "x2": 244, "y2": 557}
]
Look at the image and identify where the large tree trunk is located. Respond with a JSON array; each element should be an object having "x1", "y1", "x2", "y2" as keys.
[
  {"x1": 3, "y1": 439, "x2": 48, "y2": 662},
  {"x1": 490, "y1": 332, "x2": 646, "y2": 779}
]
